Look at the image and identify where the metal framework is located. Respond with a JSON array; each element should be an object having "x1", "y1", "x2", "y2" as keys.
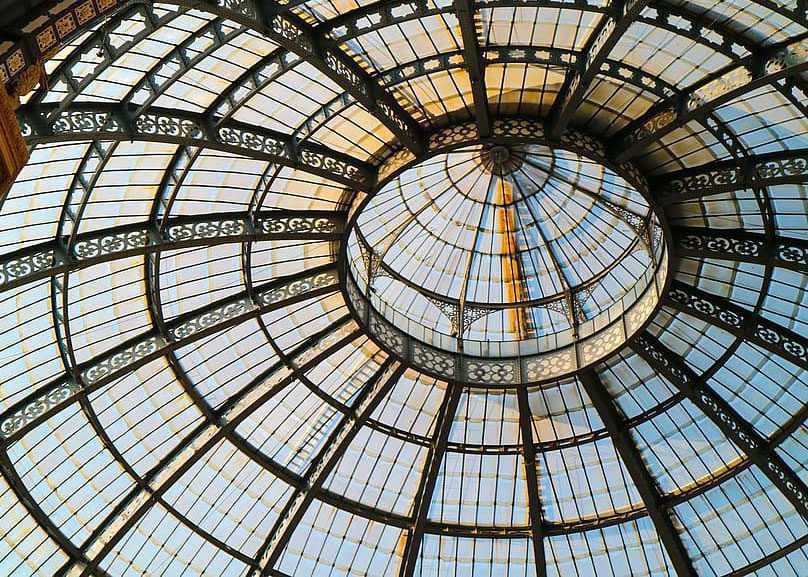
[
  {"x1": 1, "y1": 1, "x2": 808, "y2": 575},
  {"x1": 665, "y1": 281, "x2": 808, "y2": 371},
  {"x1": 651, "y1": 149, "x2": 808, "y2": 203},
  {"x1": 516, "y1": 387, "x2": 547, "y2": 577},
  {"x1": 548, "y1": 0, "x2": 652, "y2": 138},
  {"x1": 16, "y1": 102, "x2": 374, "y2": 190},
  {"x1": 454, "y1": 0, "x2": 490, "y2": 137},
  {"x1": 613, "y1": 36, "x2": 808, "y2": 160},
  {"x1": 672, "y1": 227, "x2": 808, "y2": 273},
  {"x1": 254, "y1": 361, "x2": 405, "y2": 575},
  {"x1": 0, "y1": 210, "x2": 344, "y2": 291},
  {"x1": 631, "y1": 331, "x2": 808, "y2": 519},
  {"x1": 68, "y1": 318, "x2": 363, "y2": 577},
  {"x1": 0, "y1": 264, "x2": 340, "y2": 443},
  {"x1": 578, "y1": 369, "x2": 696, "y2": 577}
]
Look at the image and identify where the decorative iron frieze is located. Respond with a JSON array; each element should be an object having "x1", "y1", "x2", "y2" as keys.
[{"x1": 19, "y1": 104, "x2": 373, "y2": 190}]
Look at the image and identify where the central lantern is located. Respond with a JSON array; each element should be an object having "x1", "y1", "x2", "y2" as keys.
[{"x1": 344, "y1": 131, "x2": 670, "y2": 384}]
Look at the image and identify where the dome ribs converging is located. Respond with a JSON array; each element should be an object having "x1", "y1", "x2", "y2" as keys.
[{"x1": 1, "y1": 1, "x2": 808, "y2": 576}]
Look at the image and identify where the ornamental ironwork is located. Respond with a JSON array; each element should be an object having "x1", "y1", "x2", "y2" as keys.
[
  {"x1": 0, "y1": 265, "x2": 340, "y2": 442},
  {"x1": 18, "y1": 104, "x2": 374, "y2": 190}
]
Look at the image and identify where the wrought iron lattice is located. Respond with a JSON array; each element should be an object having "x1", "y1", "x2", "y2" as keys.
[
  {"x1": 632, "y1": 332, "x2": 808, "y2": 519},
  {"x1": 17, "y1": 103, "x2": 373, "y2": 190},
  {"x1": 673, "y1": 227, "x2": 808, "y2": 273},
  {"x1": 651, "y1": 149, "x2": 808, "y2": 203},
  {"x1": 613, "y1": 36, "x2": 808, "y2": 160},
  {"x1": 665, "y1": 281, "x2": 808, "y2": 370},
  {"x1": 549, "y1": 0, "x2": 652, "y2": 138},
  {"x1": 0, "y1": 210, "x2": 345, "y2": 291},
  {"x1": 0, "y1": 1, "x2": 807, "y2": 576}
]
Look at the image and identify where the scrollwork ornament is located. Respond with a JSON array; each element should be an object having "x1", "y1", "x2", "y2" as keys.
[
  {"x1": 137, "y1": 114, "x2": 201, "y2": 138},
  {"x1": 73, "y1": 230, "x2": 150, "y2": 260},
  {"x1": 1, "y1": 249, "x2": 57, "y2": 285},
  {"x1": 257, "y1": 271, "x2": 338, "y2": 306},
  {"x1": 0, "y1": 380, "x2": 82, "y2": 438},
  {"x1": 755, "y1": 156, "x2": 808, "y2": 180},
  {"x1": 777, "y1": 243, "x2": 808, "y2": 266},
  {"x1": 767, "y1": 460, "x2": 808, "y2": 513},
  {"x1": 82, "y1": 336, "x2": 164, "y2": 384},
  {"x1": 168, "y1": 299, "x2": 253, "y2": 341}
]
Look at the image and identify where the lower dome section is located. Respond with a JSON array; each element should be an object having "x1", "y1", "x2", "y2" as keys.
[{"x1": 344, "y1": 139, "x2": 669, "y2": 384}]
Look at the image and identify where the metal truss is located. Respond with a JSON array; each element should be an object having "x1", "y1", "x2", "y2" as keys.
[
  {"x1": 253, "y1": 361, "x2": 405, "y2": 575},
  {"x1": 322, "y1": 0, "x2": 610, "y2": 41},
  {"x1": 613, "y1": 35, "x2": 808, "y2": 161},
  {"x1": 399, "y1": 384, "x2": 462, "y2": 577},
  {"x1": 549, "y1": 0, "x2": 652, "y2": 138},
  {"x1": 65, "y1": 317, "x2": 361, "y2": 577},
  {"x1": 665, "y1": 281, "x2": 808, "y2": 371},
  {"x1": 516, "y1": 387, "x2": 547, "y2": 577},
  {"x1": 0, "y1": 264, "x2": 340, "y2": 444},
  {"x1": 3, "y1": 0, "x2": 425, "y2": 154},
  {"x1": 454, "y1": 0, "x2": 490, "y2": 136},
  {"x1": 0, "y1": 210, "x2": 345, "y2": 291},
  {"x1": 16, "y1": 102, "x2": 374, "y2": 190},
  {"x1": 631, "y1": 331, "x2": 808, "y2": 519},
  {"x1": 652, "y1": 149, "x2": 808, "y2": 204},
  {"x1": 201, "y1": 0, "x2": 425, "y2": 154},
  {"x1": 579, "y1": 370, "x2": 696, "y2": 577},
  {"x1": 672, "y1": 226, "x2": 808, "y2": 273}
]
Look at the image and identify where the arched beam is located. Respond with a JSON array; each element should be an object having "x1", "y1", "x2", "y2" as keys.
[
  {"x1": 651, "y1": 149, "x2": 808, "y2": 204},
  {"x1": 612, "y1": 36, "x2": 808, "y2": 161},
  {"x1": 548, "y1": 0, "x2": 652, "y2": 138},
  {"x1": 454, "y1": 0, "x2": 490, "y2": 137},
  {"x1": 516, "y1": 387, "x2": 547, "y2": 577},
  {"x1": 16, "y1": 102, "x2": 374, "y2": 190},
  {"x1": 0, "y1": 263, "x2": 340, "y2": 444},
  {"x1": 665, "y1": 281, "x2": 808, "y2": 371},
  {"x1": 399, "y1": 385, "x2": 462, "y2": 577},
  {"x1": 672, "y1": 227, "x2": 808, "y2": 273},
  {"x1": 252, "y1": 361, "x2": 405, "y2": 575},
  {"x1": 631, "y1": 331, "x2": 808, "y2": 519},
  {"x1": 69, "y1": 318, "x2": 361, "y2": 577},
  {"x1": 0, "y1": 210, "x2": 345, "y2": 291},
  {"x1": 578, "y1": 369, "x2": 696, "y2": 577},
  {"x1": 0, "y1": 0, "x2": 425, "y2": 155}
]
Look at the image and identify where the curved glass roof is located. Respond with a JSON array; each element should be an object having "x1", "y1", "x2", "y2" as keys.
[
  {"x1": 0, "y1": 1, "x2": 806, "y2": 577},
  {"x1": 347, "y1": 143, "x2": 663, "y2": 358}
]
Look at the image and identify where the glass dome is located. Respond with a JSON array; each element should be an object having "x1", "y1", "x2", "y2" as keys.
[
  {"x1": 0, "y1": 1, "x2": 805, "y2": 577},
  {"x1": 347, "y1": 142, "x2": 666, "y2": 364}
]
